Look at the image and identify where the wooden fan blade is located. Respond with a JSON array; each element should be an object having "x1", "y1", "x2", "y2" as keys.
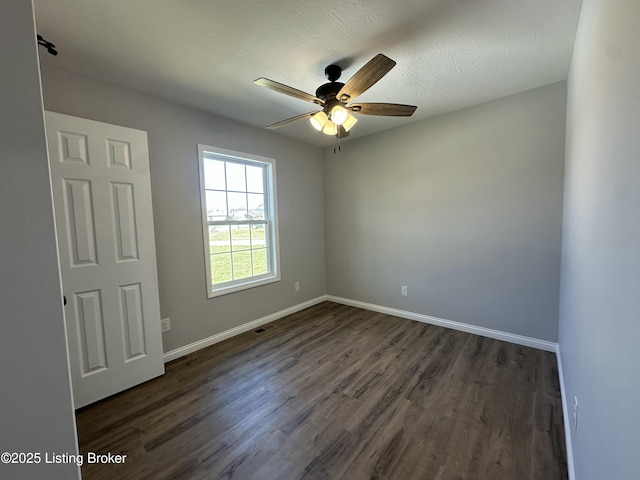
[
  {"x1": 350, "y1": 103, "x2": 417, "y2": 116},
  {"x1": 336, "y1": 54, "x2": 396, "y2": 103},
  {"x1": 266, "y1": 111, "x2": 317, "y2": 129},
  {"x1": 254, "y1": 78, "x2": 324, "y2": 105}
]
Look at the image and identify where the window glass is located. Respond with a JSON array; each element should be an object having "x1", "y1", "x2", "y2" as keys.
[{"x1": 198, "y1": 145, "x2": 280, "y2": 297}]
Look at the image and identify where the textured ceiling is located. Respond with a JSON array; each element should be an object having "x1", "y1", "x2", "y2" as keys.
[{"x1": 33, "y1": 0, "x2": 582, "y2": 147}]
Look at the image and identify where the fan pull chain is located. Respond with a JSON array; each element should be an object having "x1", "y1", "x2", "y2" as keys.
[{"x1": 334, "y1": 134, "x2": 342, "y2": 155}]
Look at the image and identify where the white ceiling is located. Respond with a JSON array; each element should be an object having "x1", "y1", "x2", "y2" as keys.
[{"x1": 33, "y1": 0, "x2": 583, "y2": 147}]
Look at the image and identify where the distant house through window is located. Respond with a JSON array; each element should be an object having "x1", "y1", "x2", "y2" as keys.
[{"x1": 198, "y1": 144, "x2": 280, "y2": 297}]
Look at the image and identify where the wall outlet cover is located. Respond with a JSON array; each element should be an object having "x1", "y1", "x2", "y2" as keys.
[{"x1": 161, "y1": 317, "x2": 171, "y2": 333}]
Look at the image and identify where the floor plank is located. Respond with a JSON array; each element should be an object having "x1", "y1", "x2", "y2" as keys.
[{"x1": 76, "y1": 301, "x2": 567, "y2": 479}]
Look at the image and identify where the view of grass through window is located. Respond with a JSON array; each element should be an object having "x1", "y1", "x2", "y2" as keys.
[{"x1": 209, "y1": 224, "x2": 268, "y2": 283}]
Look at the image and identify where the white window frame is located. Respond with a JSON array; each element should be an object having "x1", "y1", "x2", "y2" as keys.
[{"x1": 197, "y1": 144, "x2": 281, "y2": 298}]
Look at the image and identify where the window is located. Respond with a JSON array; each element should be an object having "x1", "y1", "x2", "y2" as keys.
[{"x1": 198, "y1": 144, "x2": 280, "y2": 297}]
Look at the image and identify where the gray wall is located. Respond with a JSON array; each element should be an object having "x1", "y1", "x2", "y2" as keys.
[
  {"x1": 0, "y1": 1, "x2": 79, "y2": 479},
  {"x1": 324, "y1": 83, "x2": 566, "y2": 341},
  {"x1": 41, "y1": 64, "x2": 326, "y2": 353},
  {"x1": 559, "y1": 0, "x2": 640, "y2": 478}
]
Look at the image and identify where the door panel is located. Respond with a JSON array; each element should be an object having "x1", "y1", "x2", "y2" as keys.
[
  {"x1": 46, "y1": 112, "x2": 164, "y2": 408},
  {"x1": 75, "y1": 290, "x2": 107, "y2": 374},
  {"x1": 112, "y1": 182, "x2": 139, "y2": 261},
  {"x1": 63, "y1": 178, "x2": 98, "y2": 265},
  {"x1": 119, "y1": 283, "x2": 147, "y2": 359},
  {"x1": 58, "y1": 130, "x2": 89, "y2": 164},
  {"x1": 107, "y1": 139, "x2": 132, "y2": 168}
]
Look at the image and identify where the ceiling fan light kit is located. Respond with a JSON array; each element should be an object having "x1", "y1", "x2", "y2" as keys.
[
  {"x1": 322, "y1": 121, "x2": 338, "y2": 136},
  {"x1": 310, "y1": 111, "x2": 328, "y2": 131},
  {"x1": 341, "y1": 113, "x2": 358, "y2": 132},
  {"x1": 330, "y1": 104, "x2": 348, "y2": 125},
  {"x1": 254, "y1": 53, "x2": 417, "y2": 139}
]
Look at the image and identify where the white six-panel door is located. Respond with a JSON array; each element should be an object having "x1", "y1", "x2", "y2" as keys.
[{"x1": 45, "y1": 112, "x2": 164, "y2": 408}]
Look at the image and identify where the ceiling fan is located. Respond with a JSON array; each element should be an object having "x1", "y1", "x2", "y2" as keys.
[{"x1": 254, "y1": 54, "x2": 417, "y2": 139}]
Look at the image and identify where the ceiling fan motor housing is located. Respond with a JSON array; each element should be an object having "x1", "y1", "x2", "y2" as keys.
[{"x1": 315, "y1": 81, "x2": 344, "y2": 102}]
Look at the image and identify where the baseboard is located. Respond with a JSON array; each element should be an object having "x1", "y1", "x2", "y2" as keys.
[
  {"x1": 326, "y1": 295, "x2": 558, "y2": 352},
  {"x1": 164, "y1": 292, "x2": 557, "y2": 359},
  {"x1": 163, "y1": 295, "x2": 328, "y2": 362},
  {"x1": 555, "y1": 345, "x2": 576, "y2": 480}
]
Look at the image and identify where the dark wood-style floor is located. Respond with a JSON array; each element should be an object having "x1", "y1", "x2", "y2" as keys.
[{"x1": 76, "y1": 301, "x2": 567, "y2": 480}]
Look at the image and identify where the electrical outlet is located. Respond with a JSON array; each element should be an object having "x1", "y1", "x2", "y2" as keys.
[
  {"x1": 573, "y1": 396, "x2": 579, "y2": 430},
  {"x1": 401, "y1": 285, "x2": 408, "y2": 297},
  {"x1": 295, "y1": 281, "x2": 300, "y2": 292},
  {"x1": 161, "y1": 317, "x2": 171, "y2": 333}
]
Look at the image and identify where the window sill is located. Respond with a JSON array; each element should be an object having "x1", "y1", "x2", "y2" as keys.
[{"x1": 207, "y1": 274, "x2": 280, "y2": 298}]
